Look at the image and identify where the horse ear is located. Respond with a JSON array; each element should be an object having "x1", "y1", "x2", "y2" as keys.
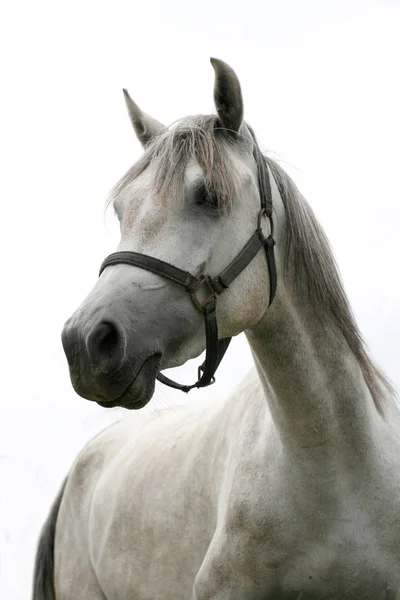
[
  {"x1": 123, "y1": 89, "x2": 165, "y2": 147},
  {"x1": 210, "y1": 58, "x2": 244, "y2": 133}
]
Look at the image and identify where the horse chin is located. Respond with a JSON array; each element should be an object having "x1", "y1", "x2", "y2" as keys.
[{"x1": 96, "y1": 353, "x2": 162, "y2": 410}]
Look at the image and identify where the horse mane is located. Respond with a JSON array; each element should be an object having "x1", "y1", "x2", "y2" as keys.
[
  {"x1": 110, "y1": 115, "x2": 396, "y2": 412},
  {"x1": 262, "y1": 154, "x2": 396, "y2": 413}
]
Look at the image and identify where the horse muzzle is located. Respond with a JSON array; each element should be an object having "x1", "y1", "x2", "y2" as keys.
[{"x1": 61, "y1": 316, "x2": 162, "y2": 409}]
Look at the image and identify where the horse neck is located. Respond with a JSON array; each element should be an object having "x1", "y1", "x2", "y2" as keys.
[
  {"x1": 243, "y1": 171, "x2": 386, "y2": 462},
  {"x1": 246, "y1": 289, "x2": 380, "y2": 461}
]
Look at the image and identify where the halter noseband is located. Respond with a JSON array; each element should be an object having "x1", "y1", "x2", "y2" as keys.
[{"x1": 99, "y1": 158, "x2": 277, "y2": 393}]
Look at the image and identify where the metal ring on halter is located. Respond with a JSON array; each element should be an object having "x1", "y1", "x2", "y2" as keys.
[
  {"x1": 190, "y1": 277, "x2": 217, "y2": 313},
  {"x1": 257, "y1": 208, "x2": 274, "y2": 238}
]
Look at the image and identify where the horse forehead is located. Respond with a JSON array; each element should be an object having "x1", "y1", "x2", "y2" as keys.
[
  {"x1": 184, "y1": 151, "x2": 255, "y2": 185},
  {"x1": 185, "y1": 161, "x2": 203, "y2": 185}
]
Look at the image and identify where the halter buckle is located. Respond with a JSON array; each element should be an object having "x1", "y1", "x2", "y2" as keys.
[{"x1": 190, "y1": 276, "x2": 217, "y2": 313}]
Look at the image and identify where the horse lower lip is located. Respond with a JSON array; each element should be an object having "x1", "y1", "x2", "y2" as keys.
[{"x1": 97, "y1": 353, "x2": 161, "y2": 409}]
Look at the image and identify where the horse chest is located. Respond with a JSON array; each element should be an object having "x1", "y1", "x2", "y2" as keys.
[
  {"x1": 208, "y1": 477, "x2": 400, "y2": 600},
  {"x1": 271, "y1": 533, "x2": 400, "y2": 599},
  {"x1": 255, "y1": 517, "x2": 399, "y2": 598}
]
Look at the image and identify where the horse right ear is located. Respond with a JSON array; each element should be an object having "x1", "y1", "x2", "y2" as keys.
[
  {"x1": 123, "y1": 89, "x2": 165, "y2": 147},
  {"x1": 210, "y1": 58, "x2": 244, "y2": 133}
]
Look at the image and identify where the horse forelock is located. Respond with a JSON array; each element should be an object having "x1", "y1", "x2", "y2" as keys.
[{"x1": 108, "y1": 115, "x2": 254, "y2": 213}]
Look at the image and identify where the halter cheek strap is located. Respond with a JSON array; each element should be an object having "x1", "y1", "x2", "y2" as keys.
[{"x1": 99, "y1": 163, "x2": 277, "y2": 393}]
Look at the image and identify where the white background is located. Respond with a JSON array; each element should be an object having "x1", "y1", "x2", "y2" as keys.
[{"x1": 0, "y1": 1, "x2": 399, "y2": 598}]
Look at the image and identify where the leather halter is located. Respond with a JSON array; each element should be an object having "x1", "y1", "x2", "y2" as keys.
[{"x1": 99, "y1": 159, "x2": 277, "y2": 393}]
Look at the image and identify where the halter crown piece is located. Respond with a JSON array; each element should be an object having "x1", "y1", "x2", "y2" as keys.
[{"x1": 99, "y1": 145, "x2": 277, "y2": 393}]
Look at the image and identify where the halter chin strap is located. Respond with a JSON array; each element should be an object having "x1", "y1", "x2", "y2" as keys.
[{"x1": 99, "y1": 166, "x2": 277, "y2": 393}]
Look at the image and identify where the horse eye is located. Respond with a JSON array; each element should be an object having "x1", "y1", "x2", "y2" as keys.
[{"x1": 194, "y1": 183, "x2": 218, "y2": 208}]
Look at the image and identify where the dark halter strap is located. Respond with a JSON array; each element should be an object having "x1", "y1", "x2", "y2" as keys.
[{"x1": 99, "y1": 161, "x2": 277, "y2": 393}]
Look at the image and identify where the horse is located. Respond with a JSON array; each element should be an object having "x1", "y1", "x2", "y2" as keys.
[{"x1": 33, "y1": 58, "x2": 400, "y2": 600}]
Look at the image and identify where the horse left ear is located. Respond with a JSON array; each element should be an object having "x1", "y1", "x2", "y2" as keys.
[
  {"x1": 210, "y1": 58, "x2": 244, "y2": 133},
  {"x1": 123, "y1": 89, "x2": 165, "y2": 147}
]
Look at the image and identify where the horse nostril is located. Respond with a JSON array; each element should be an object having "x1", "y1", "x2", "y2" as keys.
[
  {"x1": 97, "y1": 323, "x2": 118, "y2": 358},
  {"x1": 87, "y1": 321, "x2": 124, "y2": 369}
]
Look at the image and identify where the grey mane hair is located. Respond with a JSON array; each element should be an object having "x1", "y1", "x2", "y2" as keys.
[
  {"x1": 109, "y1": 115, "x2": 395, "y2": 412},
  {"x1": 262, "y1": 154, "x2": 396, "y2": 413}
]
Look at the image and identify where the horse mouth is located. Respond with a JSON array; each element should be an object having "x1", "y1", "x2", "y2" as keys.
[{"x1": 96, "y1": 353, "x2": 162, "y2": 410}]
